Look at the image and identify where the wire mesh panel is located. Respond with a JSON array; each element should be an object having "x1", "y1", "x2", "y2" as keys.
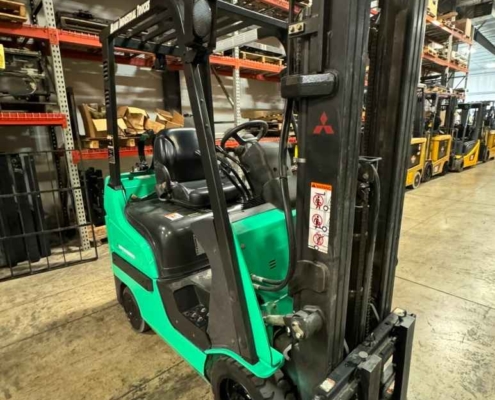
[{"x1": 0, "y1": 147, "x2": 97, "y2": 282}]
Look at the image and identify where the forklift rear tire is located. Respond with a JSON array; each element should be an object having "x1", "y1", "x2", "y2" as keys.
[
  {"x1": 412, "y1": 171, "x2": 421, "y2": 189},
  {"x1": 441, "y1": 162, "x2": 449, "y2": 176},
  {"x1": 210, "y1": 357, "x2": 294, "y2": 400},
  {"x1": 122, "y1": 287, "x2": 150, "y2": 333},
  {"x1": 483, "y1": 150, "x2": 489, "y2": 163}
]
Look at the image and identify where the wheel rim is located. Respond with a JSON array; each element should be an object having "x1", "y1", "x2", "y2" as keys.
[
  {"x1": 123, "y1": 291, "x2": 142, "y2": 330},
  {"x1": 220, "y1": 379, "x2": 252, "y2": 400},
  {"x1": 413, "y1": 173, "x2": 421, "y2": 189}
]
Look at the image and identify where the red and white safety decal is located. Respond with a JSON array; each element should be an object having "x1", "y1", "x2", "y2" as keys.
[{"x1": 308, "y1": 182, "x2": 332, "y2": 254}]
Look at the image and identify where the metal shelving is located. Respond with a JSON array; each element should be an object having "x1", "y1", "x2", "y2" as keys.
[
  {"x1": 73, "y1": 137, "x2": 298, "y2": 163},
  {"x1": 0, "y1": 112, "x2": 67, "y2": 126},
  {"x1": 422, "y1": 53, "x2": 469, "y2": 73},
  {"x1": 425, "y1": 15, "x2": 472, "y2": 45},
  {"x1": 41, "y1": 0, "x2": 90, "y2": 250},
  {"x1": 422, "y1": 14, "x2": 472, "y2": 89},
  {"x1": 0, "y1": 23, "x2": 283, "y2": 79}
]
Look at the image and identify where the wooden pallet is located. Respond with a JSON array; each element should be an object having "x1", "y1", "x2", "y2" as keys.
[
  {"x1": 81, "y1": 136, "x2": 137, "y2": 149},
  {"x1": 423, "y1": 48, "x2": 438, "y2": 57},
  {"x1": 430, "y1": 86, "x2": 448, "y2": 93},
  {"x1": 0, "y1": 0, "x2": 26, "y2": 23},
  {"x1": 240, "y1": 51, "x2": 284, "y2": 66}
]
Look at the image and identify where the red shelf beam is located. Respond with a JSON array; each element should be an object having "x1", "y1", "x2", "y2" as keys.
[
  {"x1": 254, "y1": 0, "x2": 301, "y2": 13},
  {"x1": 0, "y1": 24, "x2": 282, "y2": 77},
  {"x1": 0, "y1": 112, "x2": 67, "y2": 127},
  {"x1": 73, "y1": 137, "x2": 297, "y2": 163},
  {"x1": 425, "y1": 15, "x2": 473, "y2": 45},
  {"x1": 422, "y1": 53, "x2": 468, "y2": 73}
]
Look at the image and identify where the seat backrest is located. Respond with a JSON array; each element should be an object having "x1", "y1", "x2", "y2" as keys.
[{"x1": 154, "y1": 128, "x2": 205, "y2": 182}]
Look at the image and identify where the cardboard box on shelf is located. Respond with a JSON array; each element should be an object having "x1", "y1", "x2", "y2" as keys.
[
  {"x1": 79, "y1": 103, "x2": 126, "y2": 138},
  {"x1": 118, "y1": 106, "x2": 149, "y2": 134},
  {"x1": 172, "y1": 110, "x2": 184, "y2": 126},
  {"x1": 156, "y1": 108, "x2": 173, "y2": 121},
  {"x1": 144, "y1": 119, "x2": 166, "y2": 134},
  {"x1": 455, "y1": 18, "x2": 472, "y2": 38},
  {"x1": 155, "y1": 108, "x2": 184, "y2": 128}
]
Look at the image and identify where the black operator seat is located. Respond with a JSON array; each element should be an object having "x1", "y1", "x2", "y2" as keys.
[
  {"x1": 154, "y1": 128, "x2": 240, "y2": 207},
  {"x1": 124, "y1": 128, "x2": 241, "y2": 280}
]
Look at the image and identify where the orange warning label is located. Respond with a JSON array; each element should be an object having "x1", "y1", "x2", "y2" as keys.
[
  {"x1": 308, "y1": 182, "x2": 332, "y2": 254},
  {"x1": 311, "y1": 182, "x2": 333, "y2": 190}
]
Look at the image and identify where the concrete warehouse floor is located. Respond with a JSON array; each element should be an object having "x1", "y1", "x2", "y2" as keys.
[{"x1": 1, "y1": 162, "x2": 495, "y2": 400}]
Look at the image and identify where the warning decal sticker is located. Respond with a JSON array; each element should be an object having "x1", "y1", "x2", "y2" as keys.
[
  {"x1": 164, "y1": 212, "x2": 183, "y2": 221},
  {"x1": 308, "y1": 182, "x2": 332, "y2": 254}
]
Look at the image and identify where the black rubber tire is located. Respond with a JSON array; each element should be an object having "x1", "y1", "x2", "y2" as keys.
[
  {"x1": 412, "y1": 171, "x2": 421, "y2": 189},
  {"x1": 483, "y1": 149, "x2": 489, "y2": 163},
  {"x1": 441, "y1": 162, "x2": 449, "y2": 176},
  {"x1": 210, "y1": 357, "x2": 294, "y2": 400},
  {"x1": 422, "y1": 164, "x2": 433, "y2": 182},
  {"x1": 458, "y1": 161, "x2": 464, "y2": 172},
  {"x1": 122, "y1": 287, "x2": 150, "y2": 333}
]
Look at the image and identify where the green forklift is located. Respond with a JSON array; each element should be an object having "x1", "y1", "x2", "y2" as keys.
[{"x1": 100, "y1": 0, "x2": 425, "y2": 398}]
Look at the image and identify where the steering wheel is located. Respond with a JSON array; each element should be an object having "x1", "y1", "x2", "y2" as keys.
[{"x1": 220, "y1": 120, "x2": 269, "y2": 149}]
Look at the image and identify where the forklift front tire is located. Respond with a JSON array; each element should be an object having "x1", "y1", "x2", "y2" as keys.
[
  {"x1": 210, "y1": 357, "x2": 293, "y2": 400},
  {"x1": 441, "y1": 162, "x2": 449, "y2": 176},
  {"x1": 422, "y1": 164, "x2": 432, "y2": 182},
  {"x1": 122, "y1": 287, "x2": 150, "y2": 333},
  {"x1": 412, "y1": 171, "x2": 421, "y2": 189}
]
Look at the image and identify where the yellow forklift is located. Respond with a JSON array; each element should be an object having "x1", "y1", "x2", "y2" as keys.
[
  {"x1": 406, "y1": 90, "x2": 452, "y2": 189},
  {"x1": 425, "y1": 92, "x2": 454, "y2": 176},
  {"x1": 480, "y1": 103, "x2": 495, "y2": 162},
  {"x1": 450, "y1": 102, "x2": 485, "y2": 172},
  {"x1": 406, "y1": 137, "x2": 427, "y2": 189},
  {"x1": 406, "y1": 89, "x2": 428, "y2": 189}
]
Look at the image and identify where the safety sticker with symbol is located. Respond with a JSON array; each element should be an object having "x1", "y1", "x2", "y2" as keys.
[{"x1": 308, "y1": 182, "x2": 332, "y2": 254}]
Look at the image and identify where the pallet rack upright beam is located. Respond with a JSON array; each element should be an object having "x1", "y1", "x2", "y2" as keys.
[
  {"x1": 232, "y1": 0, "x2": 242, "y2": 126},
  {"x1": 41, "y1": 0, "x2": 90, "y2": 250}
]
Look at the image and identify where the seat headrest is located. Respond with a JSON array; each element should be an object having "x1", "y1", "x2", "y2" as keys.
[{"x1": 154, "y1": 128, "x2": 205, "y2": 182}]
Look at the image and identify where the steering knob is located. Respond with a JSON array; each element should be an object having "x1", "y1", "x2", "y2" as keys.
[{"x1": 220, "y1": 120, "x2": 269, "y2": 149}]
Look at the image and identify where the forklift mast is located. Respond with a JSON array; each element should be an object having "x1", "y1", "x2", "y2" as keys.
[
  {"x1": 444, "y1": 95, "x2": 459, "y2": 134},
  {"x1": 281, "y1": 0, "x2": 425, "y2": 396},
  {"x1": 458, "y1": 102, "x2": 486, "y2": 143}
]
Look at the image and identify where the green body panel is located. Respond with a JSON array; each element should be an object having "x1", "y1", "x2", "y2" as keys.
[{"x1": 104, "y1": 173, "x2": 292, "y2": 379}]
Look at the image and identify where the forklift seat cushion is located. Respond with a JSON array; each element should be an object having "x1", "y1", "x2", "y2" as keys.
[{"x1": 154, "y1": 128, "x2": 239, "y2": 207}]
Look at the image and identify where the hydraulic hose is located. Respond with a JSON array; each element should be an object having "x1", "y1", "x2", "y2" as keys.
[
  {"x1": 252, "y1": 98, "x2": 297, "y2": 292},
  {"x1": 291, "y1": 107, "x2": 299, "y2": 140},
  {"x1": 363, "y1": 164, "x2": 381, "y2": 335},
  {"x1": 216, "y1": 145, "x2": 257, "y2": 195},
  {"x1": 218, "y1": 161, "x2": 250, "y2": 202}
]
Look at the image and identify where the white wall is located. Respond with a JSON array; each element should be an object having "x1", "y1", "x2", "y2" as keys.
[{"x1": 465, "y1": 71, "x2": 495, "y2": 102}]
